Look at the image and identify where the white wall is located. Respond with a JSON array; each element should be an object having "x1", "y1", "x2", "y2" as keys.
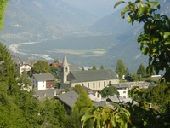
[
  {"x1": 71, "y1": 79, "x2": 119, "y2": 91},
  {"x1": 37, "y1": 81, "x2": 46, "y2": 90},
  {"x1": 33, "y1": 79, "x2": 47, "y2": 90},
  {"x1": 117, "y1": 88, "x2": 128, "y2": 98}
]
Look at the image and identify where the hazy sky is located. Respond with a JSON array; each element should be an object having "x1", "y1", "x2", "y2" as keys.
[{"x1": 63, "y1": 0, "x2": 116, "y2": 17}]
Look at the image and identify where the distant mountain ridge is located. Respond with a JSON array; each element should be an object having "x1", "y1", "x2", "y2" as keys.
[
  {"x1": 0, "y1": 0, "x2": 97, "y2": 43},
  {"x1": 0, "y1": 0, "x2": 169, "y2": 71}
]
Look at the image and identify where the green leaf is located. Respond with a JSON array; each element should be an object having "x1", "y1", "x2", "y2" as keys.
[
  {"x1": 149, "y1": 1, "x2": 160, "y2": 10},
  {"x1": 81, "y1": 114, "x2": 94, "y2": 128},
  {"x1": 163, "y1": 32, "x2": 170, "y2": 39},
  {"x1": 114, "y1": 0, "x2": 125, "y2": 8},
  {"x1": 127, "y1": 15, "x2": 132, "y2": 23}
]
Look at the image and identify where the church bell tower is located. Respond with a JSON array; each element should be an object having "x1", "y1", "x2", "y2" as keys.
[{"x1": 62, "y1": 56, "x2": 70, "y2": 83}]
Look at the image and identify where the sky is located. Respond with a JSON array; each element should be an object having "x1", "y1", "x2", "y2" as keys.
[{"x1": 63, "y1": 0, "x2": 117, "y2": 17}]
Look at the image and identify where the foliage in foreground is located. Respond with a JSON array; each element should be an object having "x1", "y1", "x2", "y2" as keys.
[
  {"x1": 115, "y1": 0, "x2": 170, "y2": 82},
  {"x1": 0, "y1": 0, "x2": 8, "y2": 29},
  {"x1": 82, "y1": 105, "x2": 130, "y2": 128}
]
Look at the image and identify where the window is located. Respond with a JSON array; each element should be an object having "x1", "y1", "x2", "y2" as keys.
[
  {"x1": 123, "y1": 91, "x2": 126, "y2": 93},
  {"x1": 65, "y1": 67, "x2": 68, "y2": 72},
  {"x1": 88, "y1": 83, "x2": 89, "y2": 88}
]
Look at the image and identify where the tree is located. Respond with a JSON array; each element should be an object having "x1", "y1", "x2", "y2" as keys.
[
  {"x1": 72, "y1": 85, "x2": 93, "y2": 128},
  {"x1": 137, "y1": 64, "x2": 146, "y2": 78},
  {"x1": 100, "y1": 65, "x2": 104, "y2": 70},
  {"x1": 82, "y1": 67, "x2": 85, "y2": 71},
  {"x1": 18, "y1": 71, "x2": 32, "y2": 91},
  {"x1": 100, "y1": 86, "x2": 119, "y2": 97},
  {"x1": 115, "y1": 0, "x2": 170, "y2": 82},
  {"x1": 39, "y1": 99, "x2": 70, "y2": 128},
  {"x1": 0, "y1": 43, "x2": 18, "y2": 95},
  {"x1": 92, "y1": 66, "x2": 97, "y2": 70},
  {"x1": 0, "y1": 0, "x2": 8, "y2": 29},
  {"x1": 32, "y1": 60, "x2": 50, "y2": 73},
  {"x1": 82, "y1": 106, "x2": 130, "y2": 128},
  {"x1": 116, "y1": 59, "x2": 127, "y2": 79}
]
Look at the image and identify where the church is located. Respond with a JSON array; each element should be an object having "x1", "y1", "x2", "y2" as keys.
[{"x1": 61, "y1": 56, "x2": 119, "y2": 91}]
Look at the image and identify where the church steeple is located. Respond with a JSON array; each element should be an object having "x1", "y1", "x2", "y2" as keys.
[
  {"x1": 62, "y1": 56, "x2": 70, "y2": 83},
  {"x1": 63, "y1": 56, "x2": 68, "y2": 67}
]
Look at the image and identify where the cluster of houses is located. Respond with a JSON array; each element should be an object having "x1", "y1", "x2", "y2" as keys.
[{"x1": 16, "y1": 56, "x2": 152, "y2": 109}]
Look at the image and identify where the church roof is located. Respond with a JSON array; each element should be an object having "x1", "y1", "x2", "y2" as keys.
[{"x1": 70, "y1": 69, "x2": 117, "y2": 83}]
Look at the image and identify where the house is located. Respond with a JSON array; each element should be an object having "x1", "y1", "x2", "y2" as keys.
[
  {"x1": 19, "y1": 64, "x2": 32, "y2": 75},
  {"x1": 57, "y1": 90, "x2": 78, "y2": 113},
  {"x1": 57, "y1": 89, "x2": 134, "y2": 113},
  {"x1": 61, "y1": 56, "x2": 119, "y2": 91},
  {"x1": 33, "y1": 89, "x2": 64, "y2": 101},
  {"x1": 112, "y1": 84, "x2": 129, "y2": 99},
  {"x1": 32, "y1": 73, "x2": 55, "y2": 90}
]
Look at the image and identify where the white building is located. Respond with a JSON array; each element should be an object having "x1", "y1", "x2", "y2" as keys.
[
  {"x1": 32, "y1": 73, "x2": 55, "y2": 90},
  {"x1": 113, "y1": 84, "x2": 129, "y2": 99},
  {"x1": 19, "y1": 64, "x2": 32, "y2": 75},
  {"x1": 61, "y1": 56, "x2": 119, "y2": 91}
]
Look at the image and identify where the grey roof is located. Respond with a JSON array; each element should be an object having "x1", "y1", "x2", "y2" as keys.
[
  {"x1": 70, "y1": 69, "x2": 117, "y2": 83},
  {"x1": 33, "y1": 89, "x2": 63, "y2": 100},
  {"x1": 112, "y1": 84, "x2": 130, "y2": 89},
  {"x1": 57, "y1": 90, "x2": 78, "y2": 108},
  {"x1": 107, "y1": 96, "x2": 121, "y2": 103},
  {"x1": 94, "y1": 101, "x2": 108, "y2": 107},
  {"x1": 33, "y1": 73, "x2": 54, "y2": 81}
]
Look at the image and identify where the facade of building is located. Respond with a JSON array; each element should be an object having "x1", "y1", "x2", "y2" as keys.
[
  {"x1": 113, "y1": 84, "x2": 129, "y2": 98},
  {"x1": 32, "y1": 73, "x2": 55, "y2": 90},
  {"x1": 61, "y1": 56, "x2": 119, "y2": 91}
]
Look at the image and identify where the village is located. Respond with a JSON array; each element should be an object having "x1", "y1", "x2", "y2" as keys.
[
  {"x1": 0, "y1": 0, "x2": 170, "y2": 127},
  {"x1": 16, "y1": 55, "x2": 159, "y2": 111}
]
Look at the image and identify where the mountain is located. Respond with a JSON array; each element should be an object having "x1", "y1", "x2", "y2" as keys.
[
  {"x1": 0, "y1": 0, "x2": 169, "y2": 71},
  {"x1": 0, "y1": 0, "x2": 97, "y2": 44}
]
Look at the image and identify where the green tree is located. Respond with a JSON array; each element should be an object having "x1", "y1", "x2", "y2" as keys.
[
  {"x1": 116, "y1": 59, "x2": 127, "y2": 79},
  {"x1": 92, "y1": 66, "x2": 97, "y2": 70},
  {"x1": 0, "y1": 0, "x2": 8, "y2": 29},
  {"x1": 82, "y1": 106, "x2": 130, "y2": 128},
  {"x1": 0, "y1": 43, "x2": 18, "y2": 95},
  {"x1": 16, "y1": 91, "x2": 41, "y2": 127},
  {"x1": 18, "y1": 71, "x2": 31, "y2": 91},
  {"x1": 137, "y1": 64, "x2": 146, "y2": 78},
  {"x1": 72, "y1": 85, "x2": 93, "y2": 128},
  {"x1": 39, "y1": 99, "x2": 70, "y2": 128},
  {"x1": 100, "y1": 65, "x2": 104, "y2": 70},
  {"x1": 100, "y1": 86, "x2": 119, "y2": 97},
  {"x1": 115, "y1": 0, "x2": 170, "y2": 82},
  {"x1": 0, "y1": 43, "x2": 29, "y2": 127},
  {"x1": 32, "y1": 60, "x2": 50, "y2": 73}
]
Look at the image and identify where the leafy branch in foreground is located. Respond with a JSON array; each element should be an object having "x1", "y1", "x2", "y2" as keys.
[
  {"x1": 115, "y1": 0, "x2": 170, "y2": 82},
  {"x1": 0, "y1": 0, "x2": 8, "y2": 29},
  {"x1": 81, "y1": 106, "x2": 130, "y2": 128}
]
